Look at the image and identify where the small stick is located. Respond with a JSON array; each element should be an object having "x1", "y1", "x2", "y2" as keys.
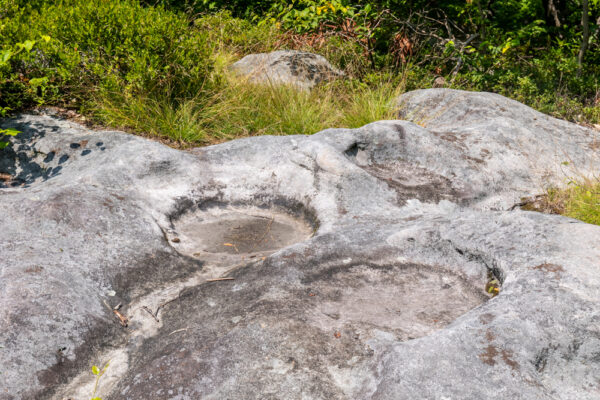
[
  {"x1": 153, "y1": 297, "x2": 179, "y2": 320},
  {"x1": 141, "y1": 306, "x2": 160, "y2": 322},
  {"x1": 206, "y1": 277, "x2": 234, "y2": 282},
  {"x1": 223, "y1": 242, "x2": 239, "y2": 253},
  {"x1": 168, "y1": 328, "x2": 188, "y2": 336},
  {"x1": 248, "y1": 214, "x2": 273, "y2": 220},
  {"x1": 102, "y1": 300, "x2": 113, "y2": 312}
]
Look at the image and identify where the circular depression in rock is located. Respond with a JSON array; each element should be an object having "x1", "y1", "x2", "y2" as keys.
[
  {"x1": 170, "y1": 206, "x2": 315, "y2": 256},
  {"x1": 306, "y1": 263, "x2": 489, "y2": 341}
]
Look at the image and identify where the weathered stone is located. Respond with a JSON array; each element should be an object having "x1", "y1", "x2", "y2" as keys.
[
  {"x1": 1, "y1": 90, "x2": 599, "y2": 400},
  {"x1": 396, "y1": 88, "x2": 600, "y2": 210},
  {"x1": 432, "y1": 76, "x2": 446, "y2": 88},
  {"x1": 230, "y1": 50, "x2": 342, "y2": 90}
]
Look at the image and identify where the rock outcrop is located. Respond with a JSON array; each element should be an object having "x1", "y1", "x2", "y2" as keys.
[
  {"x1": 1, "y1": 90, "x2": 599, "y2": 400},
  {"x1": 230, "y1": 50, "x2": 342, "y2": 89}
]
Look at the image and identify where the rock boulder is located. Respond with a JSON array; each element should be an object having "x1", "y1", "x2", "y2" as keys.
[
  {"x1": 1, "y1": 90, "x2": 599, "y2": 400},
  {"x1": 230, "y1": 50, "x2": 342, "y2": 90}
]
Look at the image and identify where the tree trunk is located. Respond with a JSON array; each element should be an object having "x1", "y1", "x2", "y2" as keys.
[{"x1": 577, "y1": 0, "x2": 590, "y2": 70}]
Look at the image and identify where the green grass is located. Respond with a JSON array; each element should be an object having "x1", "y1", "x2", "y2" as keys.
[
  {"x1": 552, "y1": 181, "x2": 600, "y2": 225},
  {"x1": 94, "y1": 73, "x2": 403, "y2": 145},
  {"x1": 522, "y1": 180, "x2": 600, "y2": 225},
  {"x1": 86, "y1": 7, "x2": 404, "y2": 145}
]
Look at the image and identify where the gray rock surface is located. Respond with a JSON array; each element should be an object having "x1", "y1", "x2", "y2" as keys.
[
  {"x1": 396, "y1": 88, "x2": 600, "y2": 209},
  {"x1": 230, "y1": 50, "x2": 342, "y2": 89},
  {"x1": 1, "y1": 89, "x2": 599, "y2": 400}
]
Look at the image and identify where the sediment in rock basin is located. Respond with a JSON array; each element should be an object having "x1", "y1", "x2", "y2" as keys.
[{"x1": 169, "y1": 204, "x2": 315, "y2": 256}]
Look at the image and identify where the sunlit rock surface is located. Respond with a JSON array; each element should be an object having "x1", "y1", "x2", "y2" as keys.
[{"x1": 1, "y1": 90, "x2": 599, "y2": 400}]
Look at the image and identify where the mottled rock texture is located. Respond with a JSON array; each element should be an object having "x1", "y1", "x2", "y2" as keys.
[
  {"x1": 230, "y1": 50, "x2": 342, "y2": 89},
  {"x1": 1, "y1": 89, "x2": 599, "y2": 400}
]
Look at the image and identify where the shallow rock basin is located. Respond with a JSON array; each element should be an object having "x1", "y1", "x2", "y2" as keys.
[
  {"x1": 307, "y1": 263, "x2": 489, "y2": 341},
  {"x1": 170, "y1": 206, "x2": 315, "y2": 256}
]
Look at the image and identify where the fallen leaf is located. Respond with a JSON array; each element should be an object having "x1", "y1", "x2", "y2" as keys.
[{"x1": 113, "y1": 309, "x2": 129, "y2": 327}]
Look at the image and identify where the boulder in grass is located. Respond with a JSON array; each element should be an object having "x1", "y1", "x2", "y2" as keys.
[{"x1": 230, "y1": 50, "x2": 343, "y2": 90}]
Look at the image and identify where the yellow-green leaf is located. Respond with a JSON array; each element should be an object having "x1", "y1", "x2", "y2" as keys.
[
  {"x1": 0, "y1": 49, "x2": 12, "y2": 64},
  {"x1": 1, "y1": 129, "x2": 19, "y2": 136},
  {"x1": 22, "y1": 40, "x2": 36, "y2": 52}
]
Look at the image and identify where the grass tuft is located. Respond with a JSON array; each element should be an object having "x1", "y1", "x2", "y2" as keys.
[
  {"x1": 522, "y1": 179, "x2": 600, "y2": 225},
  {"x1": 93, "y1": 70, "x2": 404, "y2": 145}
]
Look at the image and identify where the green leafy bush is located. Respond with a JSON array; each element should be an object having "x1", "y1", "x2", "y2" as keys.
[
  {"x1": 259, "y1": 0, "x2": 358, "y2": 32},
  {"x1": 0, "y1": 0, "x2": 214, "y2": 111}
]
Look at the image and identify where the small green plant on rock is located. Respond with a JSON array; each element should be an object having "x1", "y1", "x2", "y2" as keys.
[
  {"x1": 90, "y1": 361, "x2": 110, "y2": 400},
  {"x1": 0, "y1": 128, "x2": 19, "y2": 149}
]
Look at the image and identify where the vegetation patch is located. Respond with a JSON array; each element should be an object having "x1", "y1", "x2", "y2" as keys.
[
  {"x1": 521, "y1": 180, "x2": 600, "y2": 225},
  {"x1": 95, "y1": 73, "x2": 402, "y2": 144}
]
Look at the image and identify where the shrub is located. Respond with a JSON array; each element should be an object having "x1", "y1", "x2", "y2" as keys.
[
  {"x1": 195, "y1": 11, "x2": 281, "y2": 56},
  {"x1": 0, "y1": 0, "x2": 214, "y2": 111}
]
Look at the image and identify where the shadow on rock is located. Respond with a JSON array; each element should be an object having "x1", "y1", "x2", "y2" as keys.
[{"x1": 1, "y1": 119, "x2": 68, "y2": 188}]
